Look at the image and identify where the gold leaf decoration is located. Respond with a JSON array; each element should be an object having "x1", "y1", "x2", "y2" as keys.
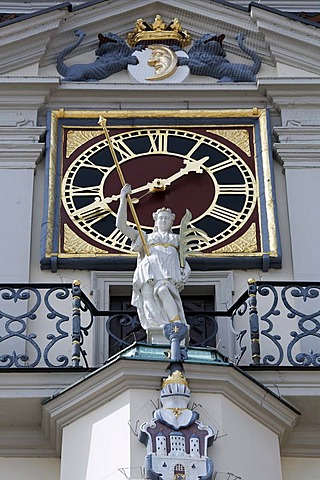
[
  {"x1": 207, "y1": 129, "x2": 251, "y2": 156},
  {"x1": 214, "y1": 223, "x2": 257, "y2": 253},
  {"x1": 63, "y1": 224, "x2": 107, "y2": 254},
  {"x1": 66, "y1": 130, "x2": 102, "y2": 158}
]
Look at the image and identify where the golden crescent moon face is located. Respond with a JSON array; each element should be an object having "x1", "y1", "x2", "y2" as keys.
[{"x1": 146, "y1": 45, "x2": 178, "y2": 81}]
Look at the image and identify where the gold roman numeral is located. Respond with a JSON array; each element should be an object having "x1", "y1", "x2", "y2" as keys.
[
  {"x1": 218, "y1": 184, "x2": 248, "y2": 195},
  {"x1": 209, "y1": 205, "x2": 240, "y2": 224},
  {"x1": 148, "y1": 131, "x2": 168, "y2": 153},
  {"x1": 72, "y1": 199, "x2": 110, "y2": 224},
  {"x1": 185, "y1": 138, "x2": 204, "y2": 158},
  {"x1": 67, "y1": 185, "x2": 101, "y2": 196},
  {"x1": 208, "y1": 158, "x2": 235, "y2": 173},
  {"x1": 111, "y1": 139, "x2": 135, "y2": 160},
  {"x1": 108, "y1": 228, "x2": 129, "y2": 249}
]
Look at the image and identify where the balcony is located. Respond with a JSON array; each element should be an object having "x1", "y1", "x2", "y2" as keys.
[
  {"x1": 1, "y1": 280, "x2": 320, "y2": 458},
  {"x1": 1, "y1": 280, "x2": 320, "y2": 369}
]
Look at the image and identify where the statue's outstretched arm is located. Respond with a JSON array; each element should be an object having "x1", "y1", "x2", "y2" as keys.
[{"x1": 116, "y1": 184, "x2": 139, "y2": 242}]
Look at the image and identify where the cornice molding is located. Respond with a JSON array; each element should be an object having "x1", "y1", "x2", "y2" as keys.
[
  {"x1": 0, "y1": 77, "x2": 59, "y2": 109},
  {"x1": 281, "y1": 424, "x2": 320, "y2": 457},
  {"x1": 0, "y1": 144, "x2": 44, "y2": 165},
  {"x1": 1, "y1": 0, "x2": 320, "y2": 15},
  {"x1": 0, "y1": 9, "x2": 67, "y2": 75},
  {"x1": 273, "y1": 143, "x2": 320, "y2": 168},
  {"x1": 0, "y1": 126, "x2": 45, "y2": 142},
  {"x1": 0, "y1": 0, "x2": 319, "y2": 77},
  {"x1": 274, "y1": 126, "x2": 320, "y2": 142},
  {"x1": 273, "y1": 126, "x2": 320, "y2": 167},
  {"x1": 251, "y1": 6, "x2": 320, "y2": 76},
  {"x1": 242, "y1": 369, "x2": 320, "y2": 396},
  {"x1": 44, "y1": 78, "x2": 320, "y2": 111},
  {"x1": 243, "y1": 368, "x2": 320, "y2": 457},
  {"x1": 0, "y1": 370, "x2": 86, "y2": 397},
  {"x1": 0, "y1": 370, "x2": 87, "y2": 457},
  {"x1": 0, "y1": 427, "x2": 57, "y2": 457},
  {"x1": 0, "y1": 76, "x2": 320, "y2": 114},
  {"x1": 42, "y1": 360, "x2": 298, "y2": 456},
  {"x1": 39, "y1": 0, "x2": 269, "y2": 68}
]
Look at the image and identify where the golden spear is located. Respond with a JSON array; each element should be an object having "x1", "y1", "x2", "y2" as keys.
[{"x1": 98, "y1": 116, "x2": 149, "y2": 256}]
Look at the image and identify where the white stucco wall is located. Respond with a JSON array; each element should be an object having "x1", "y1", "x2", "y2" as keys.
[
  {"x1": 59, "y1": 388, "x2": 284, "y2": 480},
  {"x1": 0, "y1": 458, "x2": 60, "y2": 480},
  {"x1": 0, "y1": 165, "x2": 35, "y2": 282},
  {"x1": 285, "y1": 166, "x2": 320, "y2": 280},
  {"x1": 282, "y1": 457, "x2": 320, "y2": 480},
  {"x1": 60, "y1": 390, "x2": 131, "y2": 480},
  {"x1": 193, "y1": 393, "x2": 282, "y2": 480}
]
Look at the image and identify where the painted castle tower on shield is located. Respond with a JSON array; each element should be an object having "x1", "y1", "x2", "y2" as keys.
[{"x1": 139, "y1": 370, "x2": 216, "y2": 480}]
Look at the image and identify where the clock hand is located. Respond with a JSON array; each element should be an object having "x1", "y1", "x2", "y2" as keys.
[
  {"x1": 72, "y1": 182, "x2": 154, "y2": 221},
  {"x1": 71, "y1": 183, "x2": 155, "y2": 221},
  {"x1": 102, "y1": 156, "x2": 209, "y2": 200},
  {"x1": 102, "y1": 156, "x2": 209, "y2": 198},
  {"x1": 149, "y1": 156, "x2": 209, "y2": 192},
  {"x1": 72, "y1": 156, "x2": 209, "y2": 220}
]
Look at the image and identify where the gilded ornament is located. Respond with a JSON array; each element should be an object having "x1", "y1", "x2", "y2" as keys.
[
  {"x1": 53, "y1": 109, "x2": 263, "y2": 119},
  {"x1": 209, "y1": 129, "x2": 251, "y2": 156},
  {"x1": 146, "y1": 45, "x2": 178, "y2": 81},
  {"x1": 214, "y1": 223, "x2": 257, "y2": 253},
  {"x1": 127, "y1": 15, "x2": 191, "y2": 48},
  {"x1": 259, "y1": 109, "x2": 277, "y2": 256},
  {"x1": 66, "y1": 130, "x2": 102, "y2": 158},
  {"x1": 63, "y1": 224, "x2": 108, "y2": 254},
  {"x1": 162, "y1": 370, "x2": 189, "y2": 388},
  {"x1": 46, "y1": 111, "x2": 59, "y2": 255}
]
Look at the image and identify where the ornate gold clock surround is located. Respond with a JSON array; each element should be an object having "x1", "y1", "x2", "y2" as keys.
[{"x1": 41, "y1": 109, "x2": 281, "y2": 272}]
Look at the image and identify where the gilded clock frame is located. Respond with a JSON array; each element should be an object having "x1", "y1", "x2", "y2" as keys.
[{"x1": 41, "y1": 109, "x2": 281, "y2": 272}]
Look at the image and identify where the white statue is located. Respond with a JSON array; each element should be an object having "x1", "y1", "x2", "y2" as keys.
[{"x1": 116, "y1": 183, "x2": 191, "y2": 330}]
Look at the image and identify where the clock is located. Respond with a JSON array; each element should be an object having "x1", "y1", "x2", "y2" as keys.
[{"x1": 41, "y1": 109, "x2": 281, "y2": 271}]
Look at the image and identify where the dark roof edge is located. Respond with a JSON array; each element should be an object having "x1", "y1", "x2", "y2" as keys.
[
  {"x1": 236, "y1": 364, "x2": 301, "y2": 415},
  {"x1": 42, "y1": 348, "x2": 300, "y2": 416},
  {"x1": 209, "y1": 0, "x2": 248, "y2": 13},
  {"x1": 72, "y1": 0, "x2": 246, "y2": 13},
  {"x1": 0, "y1": 2, "x2": 71, "y2": 29},
  {"x1": 249, "y1": 1, "x2": 320, "y2": 29},
  {"x1": 0, "y1": 0, "x2": 319, "y2": 31},
  {"x1": 72, "y1": 0, "x2": 111, "y2": 12}
]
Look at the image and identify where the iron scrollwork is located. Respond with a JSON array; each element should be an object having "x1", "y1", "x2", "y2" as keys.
[
  {"x1": 256, "y1": 283, "x2": 320, "y2": 366},
  {"x1": 186, "y1": 314, "x2": 218, "y2": 347},
  {"x1": 230, "y1": 301, "x2": 248, "y2": 366},
  {"x1": 282, "y1": 285, "x2": 320, "y2": 366},
  {"x1": 257, "y1": 284, "x2": 283, "y2": 366},
  {"x1": 106, "y1": 313, "x2": 144, "y2": 358},
  {"x1": 2, "y1": 281, "x2": 320, "y2": 369},
  {"x1": 0, "y1": 287, "x2": 41, "y2": 367},
  {"x1": 0, "y1": 285, "x2": 72, "y2": 368}
]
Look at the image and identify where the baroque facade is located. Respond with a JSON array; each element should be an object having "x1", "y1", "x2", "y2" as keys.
[{"x1": 1, "y1": 1, "x2": 320, "y2": 479}]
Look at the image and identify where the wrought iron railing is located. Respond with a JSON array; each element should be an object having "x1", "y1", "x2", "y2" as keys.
[
  {"x1": 239, "y1": 280, "x2": 320, "y2": 367},
  {"x1": 1, "y1": 280, "x2": 320, "y2": 368},
  {"x1": 0, "y1": 284, "x2": 73, "y2": 368}
]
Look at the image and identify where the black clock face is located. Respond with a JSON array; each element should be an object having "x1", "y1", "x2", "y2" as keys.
[{"x1": 61, "y1": 127, "x2": 258, "y2": 254}]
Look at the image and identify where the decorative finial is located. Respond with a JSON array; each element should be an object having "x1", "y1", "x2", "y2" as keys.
[
  {"x1": 127, "y1": 15, "x2": 191, "y2": 48},
  {"x1": 162, "y1": 370, "x2": 189, "y2": 388}
]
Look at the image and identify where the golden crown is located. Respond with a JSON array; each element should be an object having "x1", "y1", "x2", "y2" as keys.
[
  {"x1": 162, "y1": 370, "x2": 189, "y2": 388},
  {"x1": 127, "y1": 15, "x2": 191, "y2": 48}
]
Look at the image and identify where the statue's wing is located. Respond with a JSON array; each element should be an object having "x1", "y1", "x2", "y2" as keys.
[{"x1": 179, "y1": 209, "x2": 211, "y2": 267}]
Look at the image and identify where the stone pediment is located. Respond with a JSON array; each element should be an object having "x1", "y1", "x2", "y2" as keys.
[{"x1": 0, "y1": 0, "x2": 319, "y2": 80}]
